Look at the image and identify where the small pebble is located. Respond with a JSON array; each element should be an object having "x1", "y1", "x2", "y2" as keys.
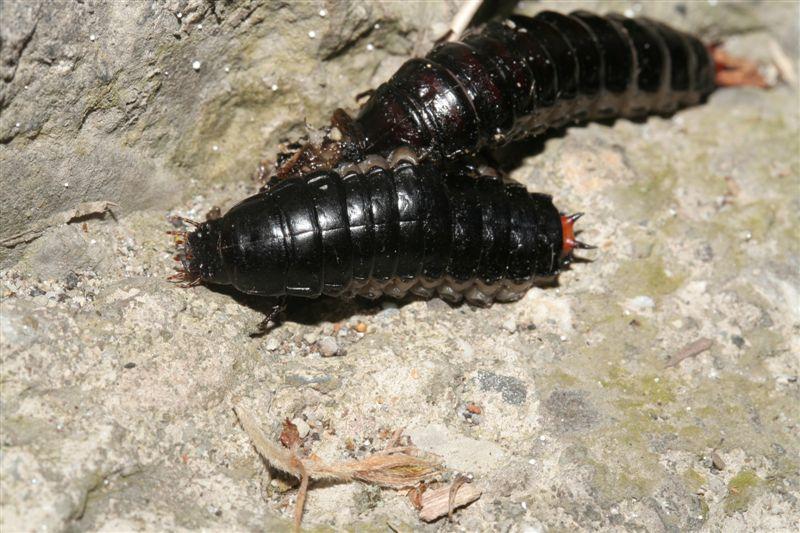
[
  {"x1": 318, "y1": 336, "x2": 339, "y2": 357},
  {"x1": 711, "y1": 451, "x2": 726, "y2": 471},
  {"x1": 502, "y1": 317, "x2": 517, "y2": 333},
  {"x1": 291, "y1": 418, "x2": 310, "y2": 439},
  {"x1": 303, "y1": 332, "x2": 319, "y2": 345},
  {"x1": 466, "y1": 403, "x2": 482, "y2": 415},
  {"x1": 265, "y1": 338, "x2": 280, "y2": 351},
  {"x1": 89, "y1": 34, "x2": 96, "y2": 42},
  {"x1": 627, "y1": 295, "x2": 655, "y2": 313},
  {"x1": 308, "y1": 30, "x2": 316, "y2": 39},
  {"x1": 318, "y1": 9, "x2": 327, "y2": 17},
  {"x1": 64, "y1": 272, "x2": 79, "y2": 290},
  {"x1": 192, "y1": 60, "x2": 201, "y2": 71},
  {"x1": 354, "y1": 322, "x2": 367, "y2": 333}
]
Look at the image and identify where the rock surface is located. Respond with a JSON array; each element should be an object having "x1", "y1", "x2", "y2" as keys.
[{"x1": 2, "y1": 1, "x2": 799, "y2": 531}]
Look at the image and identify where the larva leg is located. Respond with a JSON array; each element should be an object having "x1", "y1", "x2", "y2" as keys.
[
  {"x1": 251, "y1": 297, "x2": 287, "y2": 337},
  {"x1": 273, "y1": 109, "x2": 365, "y2": 179}
]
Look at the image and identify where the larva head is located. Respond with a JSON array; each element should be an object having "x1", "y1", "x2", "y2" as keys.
[
  {"x1": 560, "y1": 213, "x2": 595, "y2": 260},
  {"x1": 181, "y1": 219, "x2": 230, "y2": 285}
]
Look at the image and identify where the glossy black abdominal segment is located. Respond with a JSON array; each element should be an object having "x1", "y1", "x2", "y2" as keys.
[{"x1": 180, "y1": 160, "x2": 568, "y2": 306}]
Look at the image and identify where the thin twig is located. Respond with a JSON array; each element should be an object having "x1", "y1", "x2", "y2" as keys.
[
  {"x1": 448, "y1": 475, "x2": 469, "y2": 521},
  {"x1": 665, "y1": 338, "x2": 713, "y2": 368},
  {"x1": 448, "y1": 0, "x2": 482, "y2": 41}
]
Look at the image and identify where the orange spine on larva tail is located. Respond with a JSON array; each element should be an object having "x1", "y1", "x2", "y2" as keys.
[{"x1": 561, "y1": 213, "x2": 595, "y2": 259}]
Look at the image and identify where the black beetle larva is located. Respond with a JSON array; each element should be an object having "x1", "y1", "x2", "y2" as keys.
[
  {"x1": 172, "y1": 155, "x2": 589, "y2": 308},
  {"x1": 276, "y1": 10, "x2": 716, "y2": 177}
]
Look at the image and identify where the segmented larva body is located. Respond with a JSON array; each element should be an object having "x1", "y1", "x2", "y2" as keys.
[
  {"x1": 182, "y1": 156, "x2": 580, "y2": 305},
  {"x1": 357, "y1": 10, "x2": 714, "y2": 157},
  {"x1": 281, "y1": 11, "x2": 715, "y2": 175}
]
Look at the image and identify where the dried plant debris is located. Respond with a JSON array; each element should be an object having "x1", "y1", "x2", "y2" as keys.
[
  {"x1": 0, "y1": 201, "x2": 119, "y2": 248},
  {"x1": 234, "y1": 404, "x2": 482, "y2": 529},
  {"x1": 419, "y1": 478, "x2": 483, "y2": 523},
  {"x1": 712, "y1": 47, "x2": 771, "y2": 89},
  {"x1": 665, "y1": 337, "x2": 714, "y2": 368}
]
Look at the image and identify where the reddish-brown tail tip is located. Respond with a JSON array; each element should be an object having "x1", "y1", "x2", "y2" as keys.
[
  {"x1": 711, "y1": 45, "x2": 770, "y2": 89},
  {"x1": 561, "y1": 213, "x2": 595, "y2": 259}
]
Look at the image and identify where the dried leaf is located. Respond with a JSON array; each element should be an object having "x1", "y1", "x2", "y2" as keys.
[
  {"x1": 280, "y1": 418, "x2": 301, "y2": 449},
  {"x1": 418, "y1": 482, "x2": 482, "y2": 522}
]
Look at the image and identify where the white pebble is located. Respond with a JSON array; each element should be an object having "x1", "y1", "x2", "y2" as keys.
[
  {"x1": 212, "y1": 145, "x2": 219, "y2": 152},
  {"x1": 198, "y1": 23, "x2": 203, "y2": 30},
  {"x1": 366, "y1": 43, "x2": 375, "y2": 51},
  {"x1": 308, "y1": 30, "x2": 316, "y2": 39},
  {"x1": 624, "y1": 8, "x2": 635, "y2": 17},
  {"x1": 192, "y1": 60, "x2": 201, "y2": 71},
  {"x1": 63, "y1": 182, "x2": 69, "y2": 188},
  {"x1": 627, "y1": 295, "x2": 655, "y2": 313},
  {"x1": 501, "y1": 317, "x2": 517, "y2": 333},
  {"x1": 15, "y1": 122, "x2": 20, "y2": 128},
  {"x1": 318, "y1": 9, "x2": 327, "y2": 17},
  {"x1": 271, "y1": 84, "x2": 279, "y2": 91},
  {"x1": 264, "y1": 338, "x2": 280, "y2": 351},
  {"x1": 224, "y1": 66, "x2": 230, "y2": 73},
  {"x1": 292, "y1": 418, "x2": 310, "y2": 439},
  {"x1": 318, "y1": 336, "x2": 340, "y2": 357},
  {"x1": 177, "y1": 12, "x2": 182, "y2": 19},
  {"x1": 89, "y1": 34, "x2": 96, "y2": 42},
  {"x1": 374, "y1": 23, "x2": 380, "y2": 30}
]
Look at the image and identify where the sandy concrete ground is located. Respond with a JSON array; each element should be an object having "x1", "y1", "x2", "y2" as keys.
[{"x1": 2, "y1": 1, "x2": 798, "y2": 531}]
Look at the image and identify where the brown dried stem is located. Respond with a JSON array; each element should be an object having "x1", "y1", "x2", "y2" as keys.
[{"x1": 233, "y1": 404, "x2": 445, "y2": 530}]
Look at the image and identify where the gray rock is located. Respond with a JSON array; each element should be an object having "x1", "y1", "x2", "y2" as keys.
[{"x1": 476, "y1": 371, "x2": 527, "y2": 405}]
